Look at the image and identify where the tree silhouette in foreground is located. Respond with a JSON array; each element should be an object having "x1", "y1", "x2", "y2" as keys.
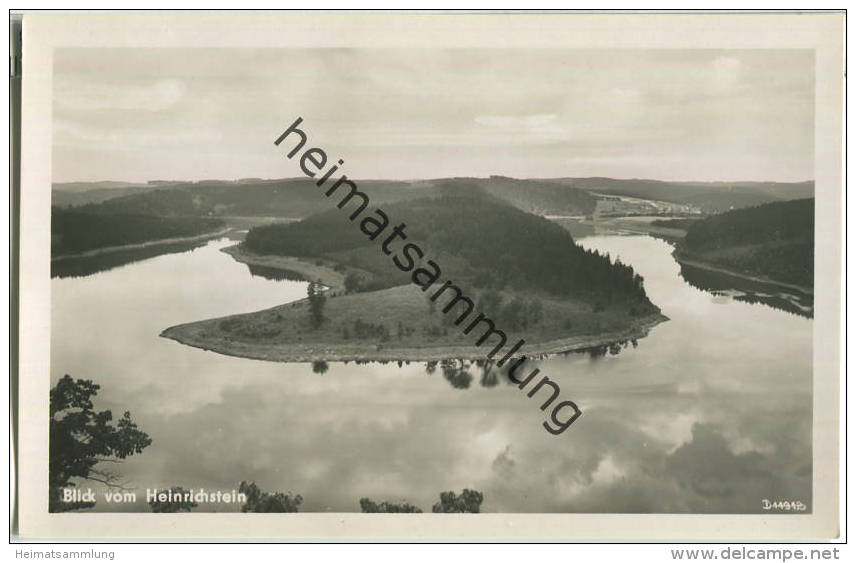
[
  {"x1": 49, "y1": 374, "x2": 152, "y2": 512},
  {"x1": 148, "y1": 486, "x2": 199, "y2": 513},
  {"x1": 432, "y1": 489, "x2": 484, "y2": 513},
  {"x1": 359, "y1": 498, "x2": 423, "y2": 513},
  {"x1": 238, "y1": 481, "x2": 303, "y2": 512}
]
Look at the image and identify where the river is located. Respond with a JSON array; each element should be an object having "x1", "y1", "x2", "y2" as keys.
[{"x1": 50, "y1": 234, "x2": 813, "y2": 513}]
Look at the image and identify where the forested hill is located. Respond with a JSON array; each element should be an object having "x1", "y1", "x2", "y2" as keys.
[
  {"x1": 53, "y1": 177, "x2": 599, "y2": 219},
  {"x1": 66, "y1": 179, "x2": 419, "y2": 219},
  {"x1": 53, "y1": 176, "x2": 810, "y2": 218},
  {"x1": 476, "y1": 176, "x2": 597, "y2": 216},
  {"x1": 51, "y1": 207, "x2": 224, "y2": 256},
  {"x1": 680, "y1": 198, "x2": 814, "y2": 288},
  {"x1": 243, "y1": 193, "x2": 655, "y2": 310},
  {"x1": 548, "y1": 177, "x2": 814, "y2": 213}
]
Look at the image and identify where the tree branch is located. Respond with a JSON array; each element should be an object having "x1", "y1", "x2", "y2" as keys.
[
  {"x1": 85, "y1": 467, "x2": 134, "y2": 490},
  {"x1": 82, "y1": 474, "x2": 134, "y2": 490}
]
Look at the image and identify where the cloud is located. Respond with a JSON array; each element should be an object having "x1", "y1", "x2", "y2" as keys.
[
  {"x1": 56, "y1": 78, "x2": 187, "y2": 112},
  {"x1": 474, "y1": 113, "x2": 566, "y2": 136},
  {"x1": 51, "y1": 48, "x2": 814, "y2": 182},
  {"x1": 53, "y1": 118, "x2": 223, "y2": 150}
]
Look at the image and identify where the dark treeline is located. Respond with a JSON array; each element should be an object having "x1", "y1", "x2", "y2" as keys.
[
  {"x1": 553, "y1": 177, "x2": 814, "y2": 213},
  {"x1": 67, "y1": 179, "x2": 419, "y2": 218},
  {"x1": 244, "y1": 206, "x2": 369, "y2": 256},
  {"x1": 51, "y1": 238, "x2": 209, "y2": 279},
  {"x1": 684, "y1": 198, "x2": 814, "y2": 251},
  {"x1": 244, "y1": 193, "x2": 653, "y2": 308},
  {"x1": 52, "y1": 207, "x2": 224, "y2": 256},
  {"x1": 245, "y1": 263, "x2": 308, "y2": 282},
  {"x1": 681, "y1": 198, "x2": 814, "y2": 288}
]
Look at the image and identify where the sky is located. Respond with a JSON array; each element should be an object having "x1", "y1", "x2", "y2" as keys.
[{"x1": 52, "y1": 48, "x2": 814, "y2": 183}]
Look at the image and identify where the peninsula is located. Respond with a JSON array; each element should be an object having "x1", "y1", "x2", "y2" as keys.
[{"x1": 161, "y1": 190, "x2": 667, "y2": 362}]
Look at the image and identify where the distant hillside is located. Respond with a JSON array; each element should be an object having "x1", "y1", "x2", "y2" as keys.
[
  {"x1": 244, "y1": 193, "x2": 654, "y2": 309},
  {"x1": 55, "y1": 177, "x2": 599, "y2": 219},
  {"x1": 53, "y1": 180, "x2": 151, "y2": 193},
  {"x1": 67, "y1": 178, "x2": 422, "y2": 218},
  {"x1": 52, "y1": 207, "x2": 224, "y2": 256},
  {"x1": 52, "y1": 185, "x2": 168, "y2": 207},
  {"x1": 477, "y1": 176, "x2": 597, "y2": 216},
  {"x1": 52, "y1": 176, "x2": 811, "y2": 223},
  {"x1": 548, "y1": 177, "x2": 814, "y2": 213},
  {"x1": 678, "y1": 198, "x2": 814, "y2": 288}
]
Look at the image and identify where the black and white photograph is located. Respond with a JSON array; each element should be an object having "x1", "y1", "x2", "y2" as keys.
[{"x1": 13, "y1": 11, "x2": 845, "y2": 542}]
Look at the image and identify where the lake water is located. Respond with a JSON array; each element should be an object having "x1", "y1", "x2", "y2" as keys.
[{"x1": 51, "y1": 234, "x2": 813, "y2": 513}]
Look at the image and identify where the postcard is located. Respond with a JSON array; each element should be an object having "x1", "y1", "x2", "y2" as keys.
[{"x1": 14, "y1": 11, "x2": 844, "y2": 540}]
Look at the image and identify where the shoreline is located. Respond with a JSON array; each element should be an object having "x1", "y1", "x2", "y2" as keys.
[
  {"x1": 674, "y1": 253, "x2": 813, "y2": 296},
  {"x1": 220, "y1": 244, "x2": 346, "y2": 290},
  {"x1": 590, "y1": 216, "x2": 690, "y2": 241},
  {"x1": 160, "y1": 312, "x2": 667, "y2": 363},
  {"x1": 52, "y1": 228, "x2": 232, "y2": 261},
  {"x1": 161, "y1": 243, "x2": 669, "y2": 363},
  {"x1": 576, "y1": 214, "x2": 813, "y2": 297}
]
